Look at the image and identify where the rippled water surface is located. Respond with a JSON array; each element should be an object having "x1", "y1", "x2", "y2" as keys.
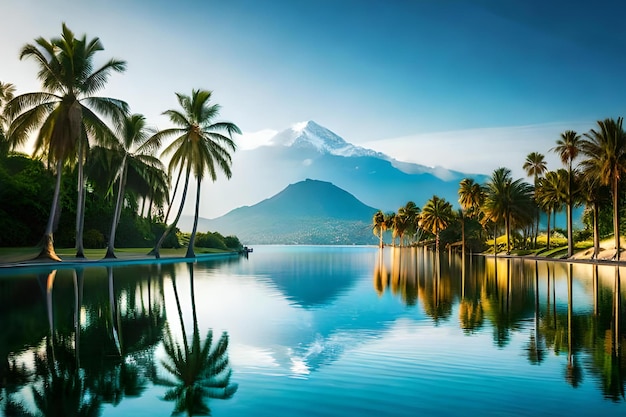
[{"x1": 1, "y1": 245, "x2": 625, "y2": 416}]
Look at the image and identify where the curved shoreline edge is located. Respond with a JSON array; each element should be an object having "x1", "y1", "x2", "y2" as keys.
[
  {"x1": 482, "y1": 252, "x2": 626, "y2": 266},
  {"x1": 0, "y1": 251, "x2": 240, "y2": 274}
]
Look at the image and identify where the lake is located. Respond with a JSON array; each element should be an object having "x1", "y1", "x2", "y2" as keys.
[{"x1": 0, "y1": 245, "x2": 625, "y2": 416}]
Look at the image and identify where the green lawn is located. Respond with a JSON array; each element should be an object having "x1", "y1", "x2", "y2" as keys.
[{"x1": 0, "y1": 246, "x2": 234, "y2": 264}]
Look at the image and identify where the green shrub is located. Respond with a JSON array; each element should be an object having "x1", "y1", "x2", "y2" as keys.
[{"x1": 84, "y1": 229, "x2": 105, "y2": 248}]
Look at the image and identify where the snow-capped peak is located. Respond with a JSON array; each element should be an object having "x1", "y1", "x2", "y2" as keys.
[{"x1": 269, "y1": 120, "x2": 382, "y2": 158}]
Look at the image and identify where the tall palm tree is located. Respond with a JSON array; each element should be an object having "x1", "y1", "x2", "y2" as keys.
[
  {"x1": 523, "y1": 152, "x2": 547, "y2": 248},
  {"x1": 458, "y1": 178, "x2": 484, "y2": 218},
  {"x1": 419, "y1": 195, "x2": 453, "y2": 253},
  {"x1": 148, "y1": 89, "x2": 240, "y2": 259},
  {"x1": 579, "y1": 165, "x2": 611, "y2": 259},
  {"x1": 458, "y1": 178, "x2": 485, "y2": 252},
  {"x1": 393, "y1": 206, "x2": 411, "y2": 247},
  {"x1": 482, "y1": 167, "x2": 534, "y2": 254},
  {"x1": 372, "y1": 210, "x2": 386, "y2": 248},
  {"x1": 400, "y1": 201, "x2": 421, "y2": 245},
  {"x1": 4, "y1": 24, "x2": 127, "y2": 260},
  {"x1": 535, "y1": 169, "x2": 567, "y2": 250},
  {"x1": 90, "y1": 114, "x2": 167, "y2": 258},
  {"x1": 384, "y1": 212, "x2": 397, "y2": 246},
  {"x1": 552, "y1": 131, "x2": 581, "y2": 257},
  {"x1": 580, "y1": 117, "x2": 626, "y2": 259}
]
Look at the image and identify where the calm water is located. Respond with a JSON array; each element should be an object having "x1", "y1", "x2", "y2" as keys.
[{"x1": 1, "y1": 245, "x2": 625, "y2": 416}]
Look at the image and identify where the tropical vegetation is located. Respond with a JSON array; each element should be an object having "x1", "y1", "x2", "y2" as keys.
[
  {"x1": 370, "y1": 118, "x2": 626, "y2": 260},
  {"x1": 0, "y1": 24, "x2": 242, "y2": 260}
]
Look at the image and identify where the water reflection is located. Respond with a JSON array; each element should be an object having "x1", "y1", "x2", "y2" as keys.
[
  {"x1": 375, "y1": 247, "x2": 626, "y2": 401},
  {"x1": 2, "y1": 247, "x2": 626, "y2": 415},
  {"x1": 155, "y1": 264, "x2": 237, "y2": 416},
  {"x1": 0, "y1": 259, "x2": 238, "y2": 416}
]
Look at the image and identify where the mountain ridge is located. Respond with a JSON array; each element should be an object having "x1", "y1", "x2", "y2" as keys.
[
  {"x1": 181, "y1": 179, "x2": 378, "y2": 245},
  {"x1": 186, "y1": 120, "x2": 488, "y2": 241}
]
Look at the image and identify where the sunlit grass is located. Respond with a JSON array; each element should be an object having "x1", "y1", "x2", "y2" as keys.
[{"x1": 0, "y1": 246, "x2": 234, "y2": 264}]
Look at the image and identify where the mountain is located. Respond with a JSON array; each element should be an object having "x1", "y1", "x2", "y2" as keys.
[
  {"x1": 189, "y1": 179, "x2": 379, "y2": 245},
  {"x1": 197, "y1": 120, "x2": 488, "y2": 221}
]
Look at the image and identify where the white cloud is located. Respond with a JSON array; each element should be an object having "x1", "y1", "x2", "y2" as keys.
[
  {"x1": 236, "y1": 129, "x2": 278, "y2": 150},
  {"x1": 361, "y1": 121, "x2": 594, "y2": 179}
]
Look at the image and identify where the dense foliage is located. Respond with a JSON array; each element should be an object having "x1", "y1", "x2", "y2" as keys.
[{"x1": 0, "y1": 25, "x2": 241, "y2": 257}]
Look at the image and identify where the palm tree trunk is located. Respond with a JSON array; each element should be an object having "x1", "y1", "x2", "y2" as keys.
[
  {"x1": 186, "y1": 178, "x2": 201, "y2": 258},
  {"x1": 37, "y1": 160, "x2": 63, "y2": 262},
  {"x1": 546, "y1": 209, "x2": 552, "y2": 250},
  {"x1": 613, "y1": 176, "x2": 620, "y2": 259},
  {"x1": 164, "y1": 165, "x2": 184, "y2": 224},
  {"x1": 150, "y1": 163, "x2": 191, "y2": 258},
  {"x1": 461, "y1": 216, "x2": 465, "y2": 255},
  {"x1": 105, "y1": 159, "x2": 127, "y2": 259},
  {"x1": 147, "y1": 191, "x2": 154, "y2": 222},
  {"x1": 493, "y1": 224, "x2": 497, "y2": 256},
  {"x1": 505, "y1": 216, "x2": 511, "y2": 254},
  {"x1": 567, "y1": 168, "x2": 574, "y2": 258},
  {"x1": 140, "y1": 194, "x2": 146, "y2": 218},
  {"x1": 75, "y1": 139, "x2": 86, "y2": 258},
  {"x1": 566, "y1": 202, "x2": 573, "y2": 257},
  {"x1": 593, "y1": 201, "x2": 600, "y2": 259}
]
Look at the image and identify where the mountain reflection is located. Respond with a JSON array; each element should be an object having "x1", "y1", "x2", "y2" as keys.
[{"x1": 373, "y1": 247, "x2": 626, "y2": 399}]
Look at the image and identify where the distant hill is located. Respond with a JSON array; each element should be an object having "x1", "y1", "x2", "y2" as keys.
[
  {"x1": 199, "y1": 120, "x2": 488, "y2": 219},
  {"x1": 186, "y1": 179, "x2": 379, "y2": 245}
]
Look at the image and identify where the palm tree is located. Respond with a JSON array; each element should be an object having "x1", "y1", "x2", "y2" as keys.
[
  {"x1": 458, "y1": 178, "x2": 485, "y2": 252},
  {"x1": 4, "y1": 24, "x2": 127, "y2": 260},
  {"x1": 535, "y1": 170, "x2": 567, "y2": 250},
  {"x1": 580, "y1": 117, "x2": 626, "y2": 259},
  {"x1": 419, "y1": 195, "x2": 453, "y2": 253},
  {"x1": 482, "y1": 167, "x2": 534, "y2": 254},
  {"x1": 458, "y1": 178, "x2": 484, "y2": 218},
  {"x1": 579, "y1": 165, "x2": 611, "y2": 259},
  {"x1": 149, "y1": 89, "x2": 240, "y2": 259},
  {"x1": 372, "y1": 210, "x2": 386, "y2": 248},
  {"x1": 400, "y1": 201, "x2": 421, "y2": 245},
  {"x1": 90, "y1": 114, "x2": 167, "y2": 258},
  {"x1": 393, "y1": 206, "x2": 411, "y2": 247},
  {"x1": 523, "y1": 152, "x2": 547, "y2": 248},
  {"x1": 552, "y1": 131, "x2": 581, "y2": 257},
  {"x1": 0, "y1": 81, "x2": 16, "y2": 156},
  {"x1": 384, "y1": 212, "x2": 396, "y2": 246}
]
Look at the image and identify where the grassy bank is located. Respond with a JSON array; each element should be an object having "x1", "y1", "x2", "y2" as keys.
[{"x1": 0, "y1": 246, "x2": 233, "y2": 264}]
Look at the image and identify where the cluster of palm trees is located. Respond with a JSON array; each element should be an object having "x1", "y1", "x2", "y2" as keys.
[
  {"x1": 372, "y1": 197, "x2": 455, "y2": 253},
  {"x1": 373, "y1": 117, "x2": 626, "y2": 259},
  {"x1": 0, "y1": 24, "x2": 240, "y2": 261}
]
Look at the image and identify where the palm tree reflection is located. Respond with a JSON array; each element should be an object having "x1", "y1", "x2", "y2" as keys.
[
  {"x1": 28, "y1": 335, "x2": 101, "y2": 417},
  {"x1": 156, "y1": 263, "x2": 237, "y2": 416}
]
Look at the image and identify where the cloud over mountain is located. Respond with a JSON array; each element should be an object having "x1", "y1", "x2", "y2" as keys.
[{"x1": 195, "y1": 120, "x2": 486, "y2": 221}]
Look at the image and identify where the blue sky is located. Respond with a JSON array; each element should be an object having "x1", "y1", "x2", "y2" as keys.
[{"x1": 3, "y1": 0, "x2": 626, "y2": 214}]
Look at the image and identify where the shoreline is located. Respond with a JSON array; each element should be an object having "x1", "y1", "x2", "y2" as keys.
[
  {"x1": 0, "y1": 251, "x2": 240, "y2": 272},
  {"x1": 2, "y1": 244, "x2": 626, "y2": 272}
]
